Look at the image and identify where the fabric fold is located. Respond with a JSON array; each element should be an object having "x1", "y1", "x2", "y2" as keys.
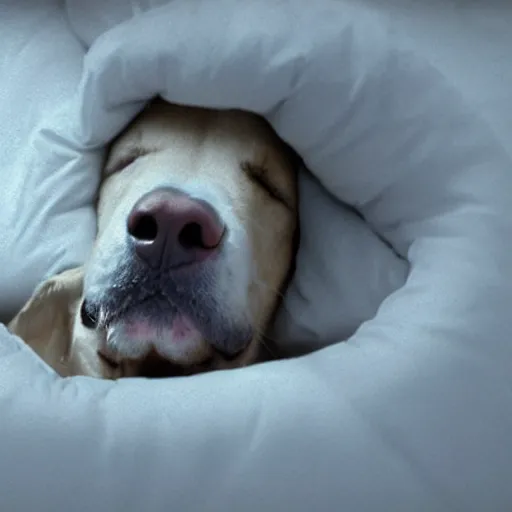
[{"x1": 1, "y1": 1, "x2": 512, "y2": 510}]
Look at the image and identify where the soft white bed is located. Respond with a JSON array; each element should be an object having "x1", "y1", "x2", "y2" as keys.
[{"x1": 1, "y1": 0, "x2": 512, "y2": 510}]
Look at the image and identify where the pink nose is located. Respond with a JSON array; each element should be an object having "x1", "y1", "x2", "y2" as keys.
[{"x1": 127, "y1": 188, "x2": 225, "y2": 269}]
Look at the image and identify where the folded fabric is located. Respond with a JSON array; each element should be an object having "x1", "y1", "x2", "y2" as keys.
[
  {"x1": 1, "y1": 1, "x2": 512, "y2": 510},
  {"x1": 0, "y1": 0, "x2": 97, "y2": 321}
]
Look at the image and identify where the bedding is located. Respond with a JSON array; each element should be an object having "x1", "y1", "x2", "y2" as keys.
[
  {"x1": 0, "y1": 0, "x2": 98, "y2": 321},
  {"x1": 1, "y1": 0, "x2": 512, "y2": 510}
]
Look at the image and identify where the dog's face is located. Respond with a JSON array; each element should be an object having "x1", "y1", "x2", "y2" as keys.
[{"x1": 10, "y1": 100, "x2": 298, "y2": 378}]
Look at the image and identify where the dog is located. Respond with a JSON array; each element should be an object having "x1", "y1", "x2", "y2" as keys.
[{"x1": 9, "y1": 99, "x2": 299, "y2": 379}]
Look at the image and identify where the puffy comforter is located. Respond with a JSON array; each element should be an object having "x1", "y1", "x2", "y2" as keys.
[{"x1": 1, "y1": 0, "x2": 511, "y2": 510}]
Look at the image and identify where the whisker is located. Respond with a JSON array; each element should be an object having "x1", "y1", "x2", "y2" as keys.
[
  {"x1": 250, "y1": 277, "x2": 294, "y2": 316},
  {"x1": 97, "y1": 308, "x2": 109, "y2": 329},
  {"x1": 262, "y1": 340, "x2": 278, "y2": 359},
  {"x1": 246, "y1": 217, "x2": 268, "y2": 234},
  {"x1": 251, "y1": 276, "x2": 286, "y2": 300},
  {"x1": 251, "y1": 322, "x2": 282, "y2": 359}
]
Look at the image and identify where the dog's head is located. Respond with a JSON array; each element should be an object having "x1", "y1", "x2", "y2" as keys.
[{"x1": 10, "y1": 100, "x2": 299, "y2": 378}]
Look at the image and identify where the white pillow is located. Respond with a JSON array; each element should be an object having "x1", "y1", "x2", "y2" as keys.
[{"x1": 0, "y1": 0, "x2": 98, "y2": 321}]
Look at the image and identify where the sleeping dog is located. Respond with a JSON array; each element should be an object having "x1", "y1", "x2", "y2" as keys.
[{"x1": 9, "y1": 99, "x2": 299, "y2": 379}]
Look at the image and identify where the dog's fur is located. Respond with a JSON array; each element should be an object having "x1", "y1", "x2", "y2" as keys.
[{"x1": 9, "y1": 100, "x2": 298, "y2": 379}]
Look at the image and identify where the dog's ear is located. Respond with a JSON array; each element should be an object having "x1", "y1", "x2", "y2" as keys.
[
  {"x1": 8, "y1": 267, "x2": 84, "y2": 377},
  {"x1": 9, "y1": 267, "x2": 123, "y2": 379}
]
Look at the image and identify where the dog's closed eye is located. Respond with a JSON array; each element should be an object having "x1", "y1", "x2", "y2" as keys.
[{"x1": 241, "y1": 161, "x2": 292, "y2": 210}]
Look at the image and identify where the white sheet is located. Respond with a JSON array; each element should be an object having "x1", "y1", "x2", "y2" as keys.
[
  {"x1": 1, "y1": 1, "x2": 512, "y2": 510},
  {"x1": 0, "y1": 0, "x2": 98, "y2": 321}
]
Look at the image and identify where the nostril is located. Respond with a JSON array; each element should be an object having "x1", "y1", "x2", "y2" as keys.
[
  {"x1": 129, "y1": 214, "x2": 158, "y2": 241},
  {"x1": 178, "y1": 222, "x2": 204, "y2": 249},
  {"x1": 127, "y1": 189, "x2": 225, "y2": 268}
]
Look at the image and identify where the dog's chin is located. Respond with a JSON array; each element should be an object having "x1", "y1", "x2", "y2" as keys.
[
  {"x1": 83, "y1": 287, "x2": 256, "y2": 376},
  {"x1": 103, "y1": 310, "x2": 212, "y2": 366}
]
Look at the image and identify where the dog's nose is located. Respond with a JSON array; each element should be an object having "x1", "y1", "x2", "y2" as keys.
[{"x1": 127, "y1": 188, "x2": 225, "y2": 269}]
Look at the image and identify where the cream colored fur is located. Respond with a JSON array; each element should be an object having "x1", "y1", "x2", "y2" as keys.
[{"x1": 9, "y1": 100, "x2": 298, "y2": 379}]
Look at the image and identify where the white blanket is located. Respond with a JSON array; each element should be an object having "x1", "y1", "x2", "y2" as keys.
[{"x1": 1, "y1": 1, "x2": 512, "y2": 510}]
